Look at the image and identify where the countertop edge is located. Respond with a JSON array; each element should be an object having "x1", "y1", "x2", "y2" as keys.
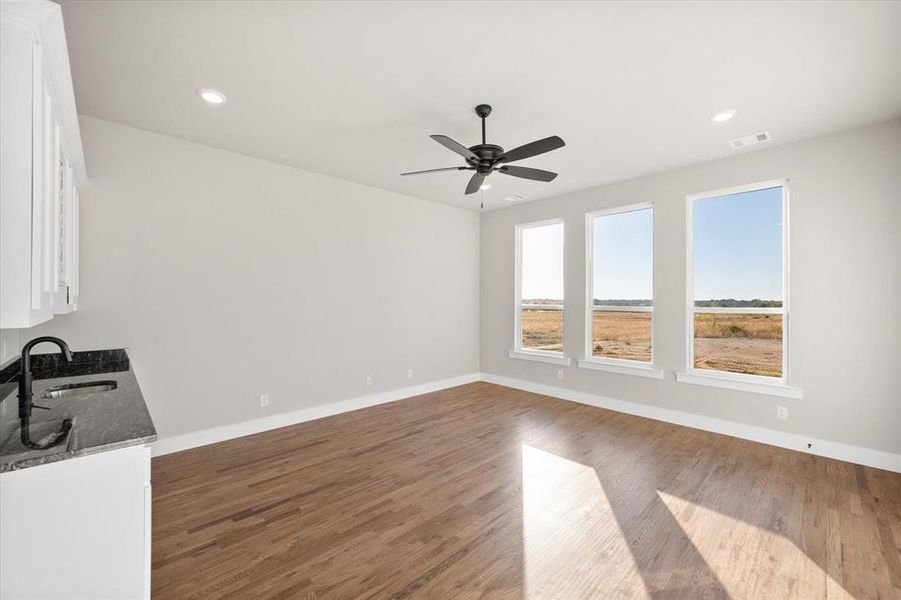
[{"x1": 0, "y1": 433, "x2": 158, "y2": 474}]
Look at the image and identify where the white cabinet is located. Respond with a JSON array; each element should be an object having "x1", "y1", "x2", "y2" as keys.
[
  {"x1": 0, "y1": 445, "x2": 152, "y2": 600},
  {"x1": 0, "y1": 1, "x2": 84, "y2": 328}
]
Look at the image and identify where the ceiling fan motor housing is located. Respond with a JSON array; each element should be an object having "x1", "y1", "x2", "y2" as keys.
[{"x1": 467, "y1": 144, "x2": 504, "y2": 174}]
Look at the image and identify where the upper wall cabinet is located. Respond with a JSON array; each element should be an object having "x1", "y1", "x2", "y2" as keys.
[{"x1": 1, "y1": 1, "x2": 85, "y2": 328}]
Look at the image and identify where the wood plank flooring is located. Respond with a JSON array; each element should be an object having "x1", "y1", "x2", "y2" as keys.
[{"x1": 152, "y1": 382, "x2": 901, "y2": 599}]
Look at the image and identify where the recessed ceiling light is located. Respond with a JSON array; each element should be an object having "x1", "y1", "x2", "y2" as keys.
[
  {"x1": 710, "y1": 109, "x2": 737, "y2": 123},
  {"x1": 480, "y1": 183, "x2": 491, "y2": 190},
  {"x1": 198, "y1": 88, "x2": 227, "y2": 104}
]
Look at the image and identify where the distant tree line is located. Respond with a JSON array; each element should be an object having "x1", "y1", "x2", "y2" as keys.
[
  {"x1": 593, "y1": 299, "x2": 653, "y2": 306},
  {"x1": 590, "y1": 299, "x2": 782, "y2": 308},
  {"x1": 539, "y1": 298, "x2": 782, "y2": 307},
  {"x1": 694, "y1": 299, "x2": 782, "y2": 307}
]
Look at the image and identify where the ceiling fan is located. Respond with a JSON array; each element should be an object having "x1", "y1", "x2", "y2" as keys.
[{"x1": 401, "y1": 104, "x2": 565, "y2": 195}]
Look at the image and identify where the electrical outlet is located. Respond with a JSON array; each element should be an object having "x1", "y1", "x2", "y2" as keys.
[
  {"x1": 776, "y1": 406, "x2": 788, "y2": 420},
  {"x1": 366, "y1": 376, "x2": 372, "y2": 387},
  {"x1": 557, "y1": 370, "x2": 564, "y2": 380},
  {"x1": 407, "y1": 369, "x2": 413, "y2": 379},
  {"x1": 260, "y1": 393, "x2": 269, "y2": 408}
]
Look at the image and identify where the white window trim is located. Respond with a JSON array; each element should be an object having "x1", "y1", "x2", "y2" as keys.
[
  {"x1": 682, "y1": 178, "x2": 801, "y2": 396},
  {"x1": 578, "y1": 358, "x2": 664, "y2": 379},
  {"x1": 674, "y1": 370, "x2": 803, "y2": 398},
  {"x1": 583, "y1": 202, "x2": 658, "y2": 376},
  {"x1": 512, "y1": 218, "x2": 568, "y2": 364},
  {"x1": 509, "y1": 349, "x2": 572, "y2": 366}
]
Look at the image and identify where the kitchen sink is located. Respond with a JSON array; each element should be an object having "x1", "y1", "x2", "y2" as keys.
[{"x1": 43, "y1": 380, "x2": 118, "y2": 398}]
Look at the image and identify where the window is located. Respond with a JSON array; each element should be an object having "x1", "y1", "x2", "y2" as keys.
[
  {"x1": 585, "y1": 204, "x2": 654, "y2": 368},
  {"x1": 512, "y1": 219, "x2": 567, "y2": 364},
  {"x1": 686, "y1": 180, "x2": 788, "y2": 382}
]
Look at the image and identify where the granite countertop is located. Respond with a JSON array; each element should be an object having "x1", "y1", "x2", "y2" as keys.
[{"x1": 0, "y1": 348, "x2": 157, "y2": 473}]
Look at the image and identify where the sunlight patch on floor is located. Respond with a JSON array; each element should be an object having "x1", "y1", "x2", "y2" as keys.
[
  {"x1": 657, "y1": 490, "x2": 849, "y2": 599},
  {"x1": 521, "y1": 443, "x2": 647, "y2": 599}
]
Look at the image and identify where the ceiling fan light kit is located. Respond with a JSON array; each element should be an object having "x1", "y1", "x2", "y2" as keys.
[{"x1": 401, "y1": 104, "x2": 565, "y2": 195}]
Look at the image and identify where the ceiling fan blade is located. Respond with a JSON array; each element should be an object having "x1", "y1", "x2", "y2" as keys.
[
  {"x1": 465, "y1": 172, "x2": 485, "y2": 195},
  {"x1": 497, "y1": 135, "x2": 565, "y2": 164},
  {"x1": 401, "y1": 166, "x2": 469, "y2": 176},
  {"x1": 431, "y1": 135, "x2": 478, "y2": 161},
  {"x1": 497, "y1": 165, "x2": 558, "y2": 182}
]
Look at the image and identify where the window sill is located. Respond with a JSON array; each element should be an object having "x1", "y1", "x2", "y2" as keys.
[
  {"x1": 508, "y1": 350, "x2": 572, "y2": 366},
  {"x1": 675, "y1": 371, "x2": 804, "y2": 399},
  {"x1": 577, "y1": 359, "x2": 664, "y2": 379}
]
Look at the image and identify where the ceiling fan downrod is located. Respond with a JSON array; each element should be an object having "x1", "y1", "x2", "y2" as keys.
[{"x1": 476, "y1": 103, "x2": 492, "y2": 145}]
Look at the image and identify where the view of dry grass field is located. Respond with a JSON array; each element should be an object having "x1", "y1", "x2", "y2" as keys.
[
  {"x1": 592, "y1": 311, "x2": 652, "y2": 362},
  {"x1": 694, "y1": 313, "x2": 782, "y2": 377},
  {"x1": 522, "y1": 309, "x2": 564, "y2": 352},
  {"x1": 521, "y1": 309, "x2": 653, "y2": 360},
  {"x1": 522, "y1": 309, "x2": 783, "y2": 377}
]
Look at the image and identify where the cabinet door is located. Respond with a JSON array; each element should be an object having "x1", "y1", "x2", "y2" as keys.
[
  {"x1": 52, "y1": 120, "x2": 62, "y2": 291},
  {"x1": 0, "y1": 446, "x2": 150, "y2": 599},
  {"x1": 0, "y1": 22, "x2": 41, "y2": 327},
  {"x1": 29, "y1": 41, "x2": 57, "y2": 320},
  {"x1": 41, "y1": 77, "x2": 56, "y2": 296},
  {"x1": 30, "y1": 42, "x2": 46, "y2": 311},
  {"x1": 143, "y1": 447, "x2": 152, "y2": 600},
  {"x1": 72, "y1": 186, "x2": 79, "y2": 307},
  {"x1": 37, "y1": 49, "x2": 68, "y2": 316},
  {"x1": 53, "y1": 160, "x2": 77, "y2": 313}
]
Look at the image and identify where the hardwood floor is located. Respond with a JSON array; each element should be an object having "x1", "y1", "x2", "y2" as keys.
[{"x1": 152, "y1": 382, "x2": 901, "y2": 599}]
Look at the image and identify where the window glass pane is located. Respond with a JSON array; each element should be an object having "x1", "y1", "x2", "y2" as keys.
[
  {"x1": 592, "y1": 311, "x2": 651, "y2": 361},
  {"x1": 693, "y1": 313, "x2": 783, "y2": 377},
  {"x1": 692, "y1": 186, "x2": 784, "y2": 378},
  {"x1": 694, "y1": 187, "x2": 782, "y2": 307},
  {"x1": 521, "y1": 222, "x2": 563, "y2": 351},
  {"x1": 592, "y1": 208, "x2": 653, "y2": 362}
]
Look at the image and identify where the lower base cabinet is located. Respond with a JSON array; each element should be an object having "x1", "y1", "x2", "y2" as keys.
[{"x1": 0, "y1": 444, "x2": 151, "y2": 599}]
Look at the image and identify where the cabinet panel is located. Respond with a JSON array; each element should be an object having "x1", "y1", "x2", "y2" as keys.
[
  {"x1": 54, "y1": 161, "x2": 78, "y2": 313},
  {"x1": 52, "y1": 121, "x2": 62, "y2": 291},
  {"x1": 73, "y1": 188, "x2": 79, "y2": 301},
  {"x1": 0, "y1": 2, "x2": 85, "y2": 328},
  {"x1": 42, "y1": 87, "x2": 56, "y2": 295},
  {"x1": 0, "y1": 445, "x2": 150, "y2": 599},
  {"x1": 30, "y1": 42, "x2": 46, "y2": 311},
  {"x1": 0, "y1": 22, "x2": 36, "y2": 327}
]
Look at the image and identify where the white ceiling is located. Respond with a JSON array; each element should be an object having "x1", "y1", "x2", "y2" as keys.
[{"x1": 59, "y1": 1, "x2": 900, "y2": 211}]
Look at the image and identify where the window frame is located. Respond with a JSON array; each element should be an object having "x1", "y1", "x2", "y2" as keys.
[
  {"x1": 683, "y1": 178, "x2": 794, "y2": 391},
  {"x1": 511, "y1": 218, "x2": 569, "y2": 365},
  {"x1": 580, "y1": 202, "x2": 662, "y2": 378}
]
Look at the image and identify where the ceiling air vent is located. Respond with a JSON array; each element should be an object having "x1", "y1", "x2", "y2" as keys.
[{"x1": 729, "y1": 131, "x2": 772, "y2": 149}]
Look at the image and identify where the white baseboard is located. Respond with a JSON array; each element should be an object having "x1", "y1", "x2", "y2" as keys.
[
  {"x1": 151, "y1": 372, "x2": 481, "y2": 456},
  {"x1": 481, "y1": 373, "x2": 901, "y2": 473}
]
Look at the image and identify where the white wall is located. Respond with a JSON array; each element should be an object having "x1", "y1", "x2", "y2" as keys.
[
  {"x1": 20, "y1": 116, "x2": 480, "y2": 440},
  {"x1": 481, "y1": 121, "x2": 901, "y2": 456}
]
